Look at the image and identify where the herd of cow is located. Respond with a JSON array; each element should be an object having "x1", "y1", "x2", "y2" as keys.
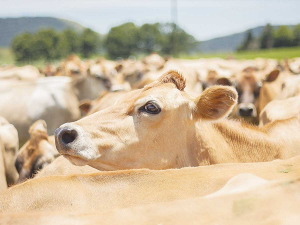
[{"x1": 1, "y1": 53, "x2": 300, "y2": 224}]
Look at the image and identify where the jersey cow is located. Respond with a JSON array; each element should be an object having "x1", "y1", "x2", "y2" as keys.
[
  {"x1": 1, "y1": 155, "x2": 300, "y2": 214},
  {"x1": 55, "y1": 70, "x2": 300, "y2": 171}
]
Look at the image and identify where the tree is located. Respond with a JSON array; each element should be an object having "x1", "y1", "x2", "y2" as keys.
[
  {"x1": 237, "y1": 30, "x2": 255, "y2": 51},
  {"x1": 11, "y1": 33, "x2": 37, "y2": 62},
  {"x1": 137, "y1": 23, "x2": 163, "y2": 54},
  {"x1": 293, "y1": 24, "x2": 300, "y2": 46},
  {"x1": 273, "y1": 26, "x2": 293, "y2": 48},
  {"x1": 34, "y1": 29, "x2": 61, "y2": 61},
  {"x1": 159, "y1": 23, "x2": 196, "y2": 56},
  {"x1": 58, "y1": 29, "x2": 80, "y2": 57},
  {"x1": 105, "y1": 23, "x2": 139, "y2": 59},
  {"x1": 260, "y1": 23, "x2": 274, "y2": 49},
  {"x1": 80, "y1": 28, "x2": 100, "y2": 58}
]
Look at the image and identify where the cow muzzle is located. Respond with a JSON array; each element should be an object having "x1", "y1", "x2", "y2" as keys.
[
  {"x1": 238, "y1": 103, "x2": 257, "y2": 118},
  {"x1": 55, "y1": 123, "x2": 100, "y2": 166}
]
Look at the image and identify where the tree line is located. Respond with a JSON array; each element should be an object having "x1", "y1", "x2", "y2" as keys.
[
  {"x1": 238, "y1": 23, "x2": 300, "y2": 51},
  {"x1": 11, "y1": 22, "x2": 197, "y2": 62}
]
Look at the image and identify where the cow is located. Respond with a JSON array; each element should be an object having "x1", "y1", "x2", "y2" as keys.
[
  {"x1": 0, "y1": 76, "x2": 81, "y2": 145},
  {"x1": 2, "y1": 173, "x2": 299, "y2": 225},
  {"x1": 0, "y1": 65, "x2": 41, "y2": 81},
  {"x1": 35, "y1": 156, "x2": 98, "y2": 179},
  {"x1": 0, "y1": 117, "x2": 19, "y2": 186},
  {"x1": 15, "y1": 120, "x2": 59, "y2": 183},
  {"x1": 276, "y1": 75, "x2": 300, "y2": 100},
  {"x1": 55, "y1": 55, "x2": 113, "y2": 100},
  {"x1": 232, "y1": 69, "x2": 281, "y2": 124},
  {"x1": 259, "y1": 95, "x2": 300, "y2": 126},
  {"x1": 1, "y1": 155, "x2": 300, "y2": 213},
  {"x1": 142, "y1": 53, "x2": 166, "y2": 71},
  {"x1": 55, "y1": 70, "x2": 300, "y2": 171},
  {"x1": 79, "y1": 91, "x2": 128, "y2": 116},
  {"x1": 0, "y1": 140, "x2": 7, "y2": 191}
]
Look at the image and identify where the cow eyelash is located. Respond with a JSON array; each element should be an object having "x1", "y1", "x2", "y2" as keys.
[{"x1": 139, "y1": 101, "x2": 161, "y2": 114}]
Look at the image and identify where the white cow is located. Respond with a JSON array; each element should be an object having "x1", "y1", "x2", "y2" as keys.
[{"x1": 0, "y1": 77, "x2": 80, "y2": 145}]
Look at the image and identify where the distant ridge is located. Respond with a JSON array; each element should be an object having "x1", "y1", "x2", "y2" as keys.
[
  {"x1": 0, "y1": 17, "x2": 86, "y2": 46},
  {"x1": 196, "y1": 25, "x2": 296, "y2": 53}
]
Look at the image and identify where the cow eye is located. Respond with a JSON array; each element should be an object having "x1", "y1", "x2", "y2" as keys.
[{"x1": 140, "y1": 102, "x2": 161, "y2": 114}]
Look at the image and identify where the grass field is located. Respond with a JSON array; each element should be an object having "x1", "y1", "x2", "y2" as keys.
[
  {"x1": 180, "y1": 46, "x2": 300, "y2": 60},
  {"x1": 1, "y1": 46, "x2": 300, "y2": 68},
  {"x1": 0, "y1": 47, "x2": 14, "y2": 65}
]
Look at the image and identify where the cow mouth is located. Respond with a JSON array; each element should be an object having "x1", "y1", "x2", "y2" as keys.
[{"x1": 62, "y1": 154, "x2": 89, "y2": 166}]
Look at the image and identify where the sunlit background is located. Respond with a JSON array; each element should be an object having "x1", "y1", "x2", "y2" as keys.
[{"x1": 0, "y1": 0, "x2": 300, "y2": 65}]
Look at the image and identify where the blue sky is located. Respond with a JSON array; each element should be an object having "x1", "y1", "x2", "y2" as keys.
[{"x1": 1, "y1": 0, "x2": 300, "y2": 40}]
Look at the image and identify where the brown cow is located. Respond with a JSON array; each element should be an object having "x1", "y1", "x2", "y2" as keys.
[
  {"x1": 55, "y1": 70, "x2": 300, "y2": 171},
  {"x1": 232, "y1": 69, "x2": 280, "y2": 123}
]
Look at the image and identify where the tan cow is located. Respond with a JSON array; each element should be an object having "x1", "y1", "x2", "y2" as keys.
[
  {"x1": 79, "y1": 91, "x2": 128, "y2": 116},
  {"x1": 231, "y1": 69, "x2": 280, "y2": 124},
  {"x1": 35, "y1": 156, "x2": 98, "y2": 179},
  {"x1": 15, "y1": 120, "x2": 98, "y2": 183},
  {"x1": 259, "y1": 95, "x2": 300, "y2": 126},
  {"x1": 0, "y1": 65, "x2": 41, "y2": 81},
  {"x1": 55, "y1": 70, "x2": 300, "y2": 170},
  {"x1": 1, "y1": 155, "x2": 300, "y2": 213},
  {"x1": 4, "y1": 175, "x2": 298, "y2": 225},
  {"x1": 0, "y1": 117, "x2": 19, "y2": 186},
  {"x1": 0, "y1": 140, "x2": 7, "y2": 191},
  {"x1": 15, "y1": 120, "x2": 59, "y2": 183}
]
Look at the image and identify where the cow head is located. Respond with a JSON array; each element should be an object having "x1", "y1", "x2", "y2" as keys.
[
  {"x1": 55, "y1": 70, "x2": 237, "y2": 170},
  {"x1": 232, "y1": 69, "x2": 280, "y2": 123},
  {"x1": 15, "y1": 120, "x2": 58, "y2": 183}
]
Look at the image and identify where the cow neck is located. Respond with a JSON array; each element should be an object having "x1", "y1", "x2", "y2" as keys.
[{"x1": 194, "y1": 119, "x2": 282, "y2": 165}]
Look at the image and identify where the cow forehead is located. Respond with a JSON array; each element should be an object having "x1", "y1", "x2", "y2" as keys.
[
  {"x1": 238, "y1": 73, "x2": 258, "y2": 89},
  {"x1": 114, "y1": 83, "x2": 191, "y2": 113}
]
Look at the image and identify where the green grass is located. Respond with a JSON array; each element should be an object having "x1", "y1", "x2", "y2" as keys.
[
  {"x1": 0, "y1": 47, "x2": 14, "y2": 65},
  {"x1": 180, "y1": 46, "x2": 300, "y2": 60},
  {"x1": 1, "y1": 46, "x2": 300, "y2": 68}
]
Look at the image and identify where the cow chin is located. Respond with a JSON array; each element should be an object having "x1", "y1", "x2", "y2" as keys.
[{"x1": 63, "y1": 154, "x2": 89, "y2": 166}]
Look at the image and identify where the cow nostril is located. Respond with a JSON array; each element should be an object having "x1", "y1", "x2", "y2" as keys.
[
  {"x1": 60, "y1": 129, "x2": 78, "y2": 145},
  {"x1": 239, "y1": 107, "x2": 254, "y2": 117}
]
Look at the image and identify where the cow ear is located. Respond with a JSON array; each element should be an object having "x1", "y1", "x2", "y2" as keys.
[
  {"x1": 157, "y1": 70, "x2": 186, "y2": 91},
  {"x1": 79, "y1": 99, "x2": 92, "y2": 114},
  {"x1": 29, "y1": 120, "x2": 47, "y2": 135},
  {"x1": 264, "y1": 69, "x2": 280, "y2": 82},
  {"x1": 193, "y1": 86, "x2": 237, "y2": 120},
  {"x1": 216, "y1": 77, "x2": 232, "y2": 86},
  {"x1": 115, "y1": 64, "x2": 123, "y2": 72}
]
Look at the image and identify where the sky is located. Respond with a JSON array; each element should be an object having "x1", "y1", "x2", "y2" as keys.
[{"x1": 1, "y1": 0, "x2": 300, "y2": 41}]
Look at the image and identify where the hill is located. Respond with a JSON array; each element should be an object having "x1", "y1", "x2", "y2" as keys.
[
  {"x1": 0, "y1": 17, "x2": 86, "y2": 47},
  {"x1": 197, "y1": 25, "x2": 296, "y2": 53}
]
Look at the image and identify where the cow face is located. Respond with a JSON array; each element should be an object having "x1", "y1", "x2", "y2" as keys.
[
  {"x1": 233, "y1": 69, "x2": 280, "y2": 123},
  {"x1": 234, "y1": 73, "x2": 261, "y2": 119},
  {"x1": 55, "y1": 71, "x2": 237, "y2": 170},
  {"x1": 15, "y1": 120, "x2": 58, "y2": 183}
]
